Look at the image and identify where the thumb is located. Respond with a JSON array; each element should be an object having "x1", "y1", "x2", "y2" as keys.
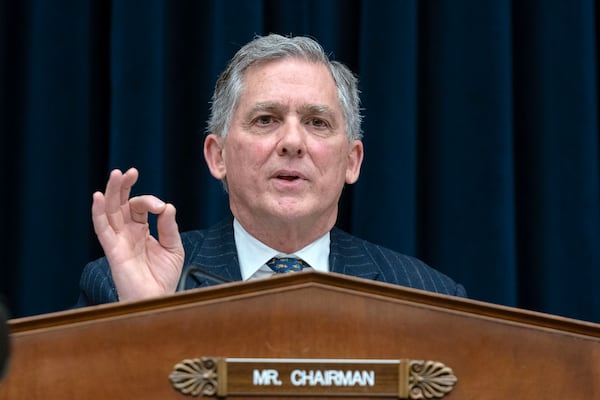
[{"x1": 156, "y1": 203, "x2": 183, "y2": 252}]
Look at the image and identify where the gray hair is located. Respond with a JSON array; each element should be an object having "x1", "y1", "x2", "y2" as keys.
[{"x1": 207, "y1": 34, "x2": 363, "y2": 141}]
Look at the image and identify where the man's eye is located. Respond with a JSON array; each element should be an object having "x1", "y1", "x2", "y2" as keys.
[
  {"x1": 310, "y1": 118, "x2": 328, "y2": 128},
  {"x1": 256, "y1": 115, "x2": 274, "y2": 125}
]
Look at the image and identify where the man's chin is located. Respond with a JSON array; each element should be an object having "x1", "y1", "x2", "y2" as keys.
[{"x1": 268, "y1": 203, "x2": 336, "y2": 226}]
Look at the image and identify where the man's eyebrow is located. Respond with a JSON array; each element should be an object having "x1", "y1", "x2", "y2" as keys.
[
  {"x1": 244, "y1": 102, "x2": 339, "y2": 124},
  {"x1": 247, "y1": 102, "x2": 287, "y2": 115},
  {"x1": 299, "y1": 104, "x2": 339, "y2": 124}
]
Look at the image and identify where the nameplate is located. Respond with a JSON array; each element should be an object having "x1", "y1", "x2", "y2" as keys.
[{"x1": 169, "y1": 357, "x2": 457, "y2": 398}]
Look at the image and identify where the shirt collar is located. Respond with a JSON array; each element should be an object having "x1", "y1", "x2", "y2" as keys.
[{"x1": 233, "y1": 218, "x2": 330, "y2": 280}]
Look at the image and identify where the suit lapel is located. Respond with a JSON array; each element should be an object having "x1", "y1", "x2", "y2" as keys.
[
  {"x1": 185, "y1": 222, "x2": 382, "y2": 287},
  {"x1": 185, "y1": 218, "x2": 243, "y2": 287},
  {"x1": 329, "y1": 227, "x2": 381, "y2": 281}
]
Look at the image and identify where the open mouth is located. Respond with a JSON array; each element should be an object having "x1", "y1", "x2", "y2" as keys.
[{"x1": 278, "y1": 174, "x2": 300, "y2": 181}]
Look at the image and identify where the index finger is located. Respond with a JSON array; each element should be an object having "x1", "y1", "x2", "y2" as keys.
[{"x1": 129, "y1": 195, "x2": 166, "y2": 224}]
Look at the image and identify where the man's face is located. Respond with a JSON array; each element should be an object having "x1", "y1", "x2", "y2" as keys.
[{"x1": 205, "y1": 58, "x2": 363, "y2": 235}]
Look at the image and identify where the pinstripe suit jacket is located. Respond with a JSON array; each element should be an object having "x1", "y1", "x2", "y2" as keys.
[{"x1": 76, "y1": 218, "x2": 466, "y2": 306}]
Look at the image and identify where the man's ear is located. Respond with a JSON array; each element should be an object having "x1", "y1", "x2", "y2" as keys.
[
  {"x1": 204, "y1": 134, "x2": 227, "y2": 179},
  {"x1": 345, "y1": 140, "x2": 364, "y2": 184}
]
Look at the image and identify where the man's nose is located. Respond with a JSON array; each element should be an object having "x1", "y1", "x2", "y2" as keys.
[{"x1": 277, "y1": 121, "x2": 306, "y2": 156}]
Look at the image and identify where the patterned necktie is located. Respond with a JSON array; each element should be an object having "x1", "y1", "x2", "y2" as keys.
[{"x1": 267, "y1": 257, "x2": 308, "y2": 273}]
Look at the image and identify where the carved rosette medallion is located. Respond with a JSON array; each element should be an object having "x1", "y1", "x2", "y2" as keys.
[
  {"x1": 169, "y1": 358, "x2": 219, "y2": 396},
  {"x1": 407, "y1": 360, "x2": 457, "y2": 399}
]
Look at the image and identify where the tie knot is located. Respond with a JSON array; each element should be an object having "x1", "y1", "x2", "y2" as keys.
[{"x1": 267, "y1": 257, "x2": 308, "y2": 273}]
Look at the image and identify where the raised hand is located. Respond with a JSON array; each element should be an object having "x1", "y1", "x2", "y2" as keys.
[{"x1": 91, "y1": 168, "x2": 184, "y2": 302}]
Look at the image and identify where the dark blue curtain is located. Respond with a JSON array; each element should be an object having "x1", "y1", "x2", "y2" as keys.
[{"x1": 1, "y1": 0, "x2": 599, "y2": 322}]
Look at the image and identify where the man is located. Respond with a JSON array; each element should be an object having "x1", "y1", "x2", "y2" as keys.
[{"x1": 76, "y1": 34, "x2": 465, "y2": 306}]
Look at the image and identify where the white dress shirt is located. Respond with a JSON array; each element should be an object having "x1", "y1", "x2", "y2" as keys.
[{"x1": 233, "y1": 218, "x2": 330, "y2": 280}]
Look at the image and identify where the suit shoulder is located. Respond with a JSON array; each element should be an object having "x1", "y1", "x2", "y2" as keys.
[
  {"x1": 180, "y1": 218, "x2": 234, "y2": 262},
  {"x1": 331, "y1": 228, "x2": 467, "y2": 297}
]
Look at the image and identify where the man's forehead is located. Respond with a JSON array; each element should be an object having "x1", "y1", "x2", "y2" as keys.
[
  {"x1": 249, "y1": 101, "x2": 336, "y2": 114},
  {"x1": 238, "y1": 59, "x2": 341, "y2": 111},
  {"x1": 243, "y1": 58, "x2": 335, "y2": 87}
]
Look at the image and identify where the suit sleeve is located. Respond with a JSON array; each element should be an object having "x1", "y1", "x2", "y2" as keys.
[{"x1": 74, "y1": 257, "x2": 119, "y2": 307}]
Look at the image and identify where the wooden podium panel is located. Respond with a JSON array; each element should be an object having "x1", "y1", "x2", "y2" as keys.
[{"x1": 1, "y1": 271, "x2": 599, "y2": 399}]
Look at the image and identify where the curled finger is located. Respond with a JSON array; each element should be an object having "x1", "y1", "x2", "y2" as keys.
[{"x1": 129, "y1": 195, "x2": 166, "y2": 225}]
